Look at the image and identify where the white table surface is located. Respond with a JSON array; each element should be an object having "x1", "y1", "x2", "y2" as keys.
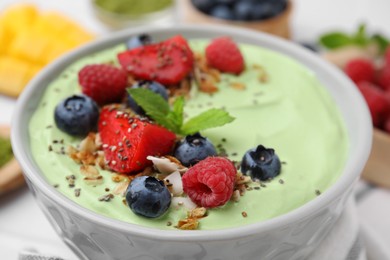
[{"x1": 1, "y1": 0, "x2": 390, "y2": 259}]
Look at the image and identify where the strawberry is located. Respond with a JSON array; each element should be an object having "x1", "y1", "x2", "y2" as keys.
[
  {"x1": 344, "y1": 58, "x2": 375, "y2": 84},
  {"x1": 205, "y1": 37, "x2": 244, "y2": 74},
  {"x1": 117, "y1": 35, "x2": 194, "y2": 86},
  {"x1": 376, "y1": 64, "x2": 390, "y2": 91},
  {"x1": 357, "y1": 81, "x2": 390, "y2": 128},
  {"x1": 98, "y1": 106, "x2": 176, "y2": 174}
]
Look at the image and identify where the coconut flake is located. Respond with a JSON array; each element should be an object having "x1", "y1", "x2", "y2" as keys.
[
  {"x1": 164, "y1": 171, "x2": 183, "y2": 196},
  {"x1": 147, "y1": 156, "x2": 180, "y2": 175}
]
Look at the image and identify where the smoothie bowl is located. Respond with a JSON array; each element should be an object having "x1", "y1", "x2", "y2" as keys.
[{"x1": 12, "y1": 25, "x2": 371, "y2": 260}]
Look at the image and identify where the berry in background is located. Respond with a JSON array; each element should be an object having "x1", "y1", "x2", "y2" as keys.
[{"x1": 344, "y1": 58, "x2": 375, "y2": 84}]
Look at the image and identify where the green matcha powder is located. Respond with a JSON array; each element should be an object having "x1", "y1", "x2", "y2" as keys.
[
  {"x1": 0, "y1": 137, "x2": 13, "y2": 167},
  {"x1": 95, "y1": 0, "x2": 173, "y2": 15}
]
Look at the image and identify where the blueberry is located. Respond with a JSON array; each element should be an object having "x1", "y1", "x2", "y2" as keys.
[
  {"x1": 215, "y1": 0, "x2": 236, "y2": 6},
  {"x1": 250, "y1": 1, "x2": 287, "y2": 20},
  {"x1": 174, "y1": 133, "x2": 217, "y2": 167},
  {"x1": 125, "y1": 176, "x2": 171, "y2": 218},
  {"x1": 241, "y1": 145, "x2": 281, "y2": 181},
  {"x1": 250, "y1": 3, "x2": 275, "y2": 20},
  {"x1": 127, "y1": 81, "x2": 169, "y2": 115},
  {"x1": 233, "y1": 1, "x2": 252, "y2": 21},
  {"x1": 191, "y1": 0, "x2": 215, "y2": 13},
  {"x1": 210, "y1": 5, "x2": 234, "y2": 20},
  {"x1": 126, "y1": 34, "x2": 152, "y2": 50},
  {"x1": 54, "y1": 95, "x2": 99, "y2": 137}
]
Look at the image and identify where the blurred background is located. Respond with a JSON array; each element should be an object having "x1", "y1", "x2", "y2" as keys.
[{"x1": 0, "y1": 0, "x2": 390, "y2": 259}]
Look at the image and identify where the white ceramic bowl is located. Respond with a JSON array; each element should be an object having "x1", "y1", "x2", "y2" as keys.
[{"x1": 12, "y1": 25, "x2": 372, "y2": 260}]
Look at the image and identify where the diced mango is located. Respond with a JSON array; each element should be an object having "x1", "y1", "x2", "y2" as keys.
[
  {"x1": 8, "y1": 32, "x2": 51, "y2": 64},
  {"x1": 31, "y1": 11, "x2": 70, "y2": 38},
  {"x1": 0, "y1": 56, "x2": 32, "y2": 97},
  {"x1": 0, "y1": 4, "x2": 95, "y2": 97},
  {"x1": 25, "y1": 64, "x2": 44, "y2": 85},
  {"x1": 0, "y1": 20, "x2": 10, "y2": 54},
  {"x1": 64, "y1": 28, "x2": 94, "y2": 47},
  {"x1": 1, "y1": 4, "x2": 38, "y2": 36},
  {"x1": 42, "y1": 42, "x2": 72, "y2": 64}
]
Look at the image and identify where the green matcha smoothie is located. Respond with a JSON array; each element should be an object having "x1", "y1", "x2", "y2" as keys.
[
  {"x1": 29, "y1": 41, "x2": 349, "y2": 230},
  {"x1": 94, "y1": 0, "x2": 173, "y2": 16}
]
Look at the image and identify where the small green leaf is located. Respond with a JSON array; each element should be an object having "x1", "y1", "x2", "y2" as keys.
[
  {"x1": 127, "y1": 88, "x2": 235, "y2": 135},
  {"x1": 127, "y1": 88, "x2": 175, "y2": 130},
  {"x1": 353, "y1": 24, "x2": 369, "y2": 46},
  {"x1": 127, "y1": 88, "x2": 170, "y2": 115},
  {"x1": 371, "y1": 34, "x2": 390, "y2": 54},
  {"x1": 319, "y1": 33, "x2": 353, "y2": 49},
  {"x1": 171, "y1": 96, "x2": 185, "y2": 127},
  {"x1": 181, "y1": 108, "x2": 235, "y2": 135}
]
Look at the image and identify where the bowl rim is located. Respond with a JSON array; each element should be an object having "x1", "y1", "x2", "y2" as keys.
[{"x1": 11, "y1": 24, "x2": 372, "y2": 241}]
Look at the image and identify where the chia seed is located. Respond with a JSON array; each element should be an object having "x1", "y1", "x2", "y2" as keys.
[{"x1": 74, "y1": 188, "x2": 81, "y2": 197}]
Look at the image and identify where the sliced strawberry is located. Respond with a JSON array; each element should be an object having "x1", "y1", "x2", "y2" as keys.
[
  {"x1": 117, "y1": 35, "x2": 194, "y2": 85},
  {"x1": 99, "y1": 106, "x2": 176, "y2": 174}
]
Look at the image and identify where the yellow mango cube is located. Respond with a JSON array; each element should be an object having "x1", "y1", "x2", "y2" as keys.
[
  {"x1": 8, "y1": 31, "x2": 51, "y2": 64},
  {"x1": 1, "y1": 4, "x2": 38, "y2": 36},
  {"x1": 0, "y1": 56, "x2": 32, "y2": 97},
  {"x1": 42, "y1": 42, "x2": 72, "y2": 64}
]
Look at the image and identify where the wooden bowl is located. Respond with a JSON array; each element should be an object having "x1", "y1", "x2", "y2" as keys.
[
  {"x1": 179, "y1": 0, "x2": 293, "y2": 39},
  {"x1": 362, "y1": 129, "x2": 390, "y2": 188},
  {"x1": 0, "y1": 125, "x2": 24, "y2": 194}
]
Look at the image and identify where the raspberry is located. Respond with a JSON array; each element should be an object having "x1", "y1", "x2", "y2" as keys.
[
  {"x1": 344, "y1": 58, "x2": 375, "y2": 84},
  {"x1": 78, "y1": 64, "x2": 128, "y2": 105},
  {"x1": 357, "y1": 81, "x2": 390, "y2": 128},
  {"x1": 182, "y1": 157, "x2": 236, "y2": 208},
  {"x1": 206, "y1": 37, "x2": 244, "y2": 74},
  {"x1": 377, "y1": 65, "x2": 390, "y2": 91}
]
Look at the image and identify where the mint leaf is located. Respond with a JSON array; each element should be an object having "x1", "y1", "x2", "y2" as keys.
[
  {"x1": 128, "y1": 88, "x2": 235, "y2": 135},
  {"x1": 181, "y1": 108, "x2": 235, "y2": 135},
  {"x1": 167, "y1": 96, "x2": 185, "y2": 128},
  {"x1": 127, "y1": 88, "x2": 170, "y2": 115},
  {"x1": 319, "y1": 24, "x2": 390, "y2": 53},
  {"x1": 127, "y1": 88, "x2": 177, "y2": 131},
  {"x1": 353, "y1": 24, "x2": 369, "y2": 46},
  {"x1": 371, "y1": 34, "x2": 389, "y2": 54},
  {"x1": 319, "y1": 33, "x2": 353, "y2": 49}
]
